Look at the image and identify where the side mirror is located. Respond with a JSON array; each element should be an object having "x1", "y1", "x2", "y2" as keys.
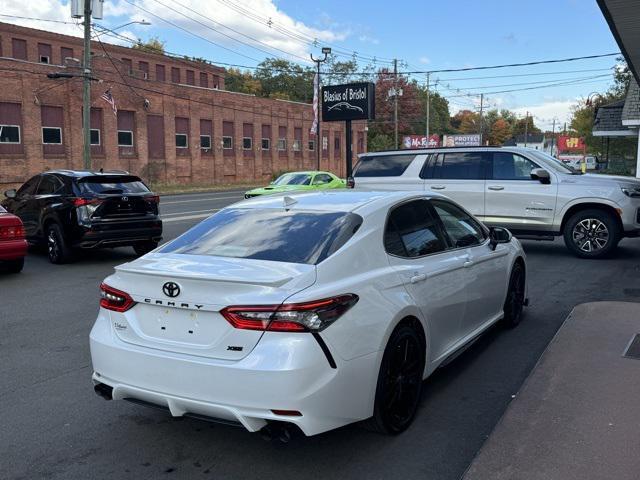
[
  {"x1": 530, "y1": 168, "x2": 551, "y2": 184},
  {"x1": 4, "y1": 189, "x2": 16, "y2": 199},
  {"x1": 489, "y1": 227, "x2": 512, "y2": 251}
]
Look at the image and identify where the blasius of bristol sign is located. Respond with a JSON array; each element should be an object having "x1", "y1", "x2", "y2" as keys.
[
  {"x1": 321, "y1": 82, "x2": 375, "y2": 178},
  {"x1": 321, "y1": 82, "x2": 375, "y2": 122}
]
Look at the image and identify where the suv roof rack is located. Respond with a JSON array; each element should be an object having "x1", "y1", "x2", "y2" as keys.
[{"x1": 364, "y1": 145, "x2": 509, "y2": 155}]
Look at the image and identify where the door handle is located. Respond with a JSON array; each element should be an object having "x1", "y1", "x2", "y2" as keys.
[
  {"x1": 430, "y1": 185, "x2": 446, "y2": 190},
  {"x1": 488, "y1": 185, "x2": 504, "y2": 191},
  {"x1": 410, "y1": 273, "x2": 427, "y2": 283}
]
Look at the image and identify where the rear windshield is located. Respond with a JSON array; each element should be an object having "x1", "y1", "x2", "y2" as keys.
[
  {"x1": 76, "y1": 175, "x2": 150, "y2": 195},
  {"x1": 353, "y1": 154, "x2": 416, "y2": 177},
  {"x1": 273, "y1": 173, "x2": 312, "y2": 186},
  {"x1": 161, "y1": 208, "x2": 363, "y2": 265}
]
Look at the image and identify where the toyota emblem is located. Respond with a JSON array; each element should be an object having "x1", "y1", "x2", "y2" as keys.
[{"x1": 162, "y1": 282, "x2": 180, "y2": 298}]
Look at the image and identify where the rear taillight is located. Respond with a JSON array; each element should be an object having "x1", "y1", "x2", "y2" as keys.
[
  {"x1": 73, "y1": 197, "x2": 102, "y2": 207},
  {"x1": 346, "y1": 176, "x2": 355, "y2": 188},
  {"x1": 221, "y1": 294, "x2": 358, "y2": 332},
  {"x1": 145, "y1": 195, "x2": 160, "y2": 204},
  {"x1": 0, "y1": 224, "x2": 25, "y2": 240},
  {"x1": 100, "y1": 283, "x2": 135, "y2": 312}
]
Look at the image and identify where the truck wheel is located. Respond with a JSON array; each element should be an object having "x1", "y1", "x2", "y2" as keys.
[{"x1": 563, "y1": 209, "x2": 620, "y2": 259}]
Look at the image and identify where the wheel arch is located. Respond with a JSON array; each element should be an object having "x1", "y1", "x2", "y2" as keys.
[{"x1": 559, "y1": 201, "x2": 623, "y2": 234}]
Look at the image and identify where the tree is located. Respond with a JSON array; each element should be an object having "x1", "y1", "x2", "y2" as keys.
[
  {"x1": 367, "y1": 133, "x2": 394, "y2": 152},
  {"x1": 133, "y1": 36, "x2": 165, "y2": 55},
  {"x1": 414, "y1": 87, "x2": 452, "y2": 136},
  {"x1": 488, "y1": 118, "x2": 512, "y2": 145},
  {"x1": 451, "y1": 110, "x2": 480, "y2": 134},
  {"x1": 513, "y1": 116, "x2": 541, "y2": 136},
  {"x1": 254, "y1": 58, "x2": 314, "y2": 102},
  {"x1": 224, "y1": 68, "x2": 262, "y2": 96}
]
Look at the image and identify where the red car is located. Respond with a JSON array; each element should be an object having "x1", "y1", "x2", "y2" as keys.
[{"x1": 0, "y1": 204, "x2": 27, "y2": 273}]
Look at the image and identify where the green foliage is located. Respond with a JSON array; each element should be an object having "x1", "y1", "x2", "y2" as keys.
[
  {"x1": 367, "y1": 133, "x2": 394, "y2": 152},
  {"x1": 133, "y1": 36, "x2": 165, "y2": 55}
]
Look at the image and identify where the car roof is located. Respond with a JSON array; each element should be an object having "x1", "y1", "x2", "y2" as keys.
[
  {"x1": 277, "y1": 170, "x2": 333, "y2": 175},
  {"x1": 44, "y1": 169, "x2": 133, "y2": 178},
  {"x1": 232, "y1": 190, "x2": 445, "y2": 214},
  {"x1": 358, "y1": 146, "x2": 541, "y2": 156}
]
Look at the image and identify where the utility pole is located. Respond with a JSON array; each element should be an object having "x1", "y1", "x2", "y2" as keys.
[
  {"x1": 310, "y1": 47, "x2": 331, "y2": 170},
  {"x1": 479, "y1": 93, "x2": 484, "y2": 145},
  {"x1": 425, "y1": 72, "x2": 430, "y2": 140},
  {"x1": 524, "y1": 111, "x2": 529, "y2": 147},
  {"x1": 82, "y1": 0, "x2": 92, "y2": 170},
  {"x1": 393, "y1": 58, "x2": 398, "y2": 149}
]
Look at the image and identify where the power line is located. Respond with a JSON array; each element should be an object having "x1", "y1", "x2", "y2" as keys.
[
  {"x1": 0, "y1": 14, "x2": 76, "y2": 25},
  {"x1": 436, "y1": 67, "x2": 613, "y2": 81}
]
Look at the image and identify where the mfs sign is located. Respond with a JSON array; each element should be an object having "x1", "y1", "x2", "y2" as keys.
[{"x1": 321, "y1": 82, "x2": 375, "y2": 122}]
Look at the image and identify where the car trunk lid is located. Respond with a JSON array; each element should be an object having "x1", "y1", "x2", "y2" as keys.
[{"x1": 106, "y1": 253, "x2": 316, "y2": 360}]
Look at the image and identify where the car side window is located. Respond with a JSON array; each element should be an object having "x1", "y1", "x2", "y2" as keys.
[
  {"x1": 433, "y1": 152, "x2": 487, "y2": 180},
  {"x1": 491, "y1": 152, "x2": 540, "y2": 180},
  {"x1": 384, "y1": 200, "x2": 447, "y2": 258},
  {"x1": 36, "y1": 175, "x2": 63, "y2": 195},
  {"x1": 313, "y1": 174, "x2": 332, "y2": 185},
  {"x1": 16, "y1": 175, "x2": 41, "y2": 197},
  {"x1": 431, "y1": 200, "x2": 486, "y2": 248}
]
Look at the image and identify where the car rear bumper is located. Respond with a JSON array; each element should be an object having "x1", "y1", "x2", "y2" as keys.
[
  {"x1": 0, "y1": 239, "x2": 28, "y2": 260},
  {"x1": 74, "y1": 218, "x2": 162, "y2": 248},
  {"x1": 89, "y1": 312, "x2": 379, "y2": 436}
]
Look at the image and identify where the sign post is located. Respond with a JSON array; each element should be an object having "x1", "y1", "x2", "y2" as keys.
[{"x1": 321, "y1": 82, "x2": 375, "y2": 178}]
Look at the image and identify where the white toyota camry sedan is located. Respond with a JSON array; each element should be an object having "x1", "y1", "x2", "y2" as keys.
[{"x1": 90, "y1": 190, "x2": 527, "y2": 437}]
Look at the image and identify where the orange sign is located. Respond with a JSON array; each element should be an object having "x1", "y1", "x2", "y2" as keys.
[{"x1": 557, "y1": 136, "x2": 585, "y2": 152}]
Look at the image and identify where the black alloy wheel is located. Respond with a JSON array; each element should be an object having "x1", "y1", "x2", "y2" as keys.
[
  {"x1": 47, "y1": 224, "x2": 72, "y2": 264},
  {"x1": 366, "y1": 323, "x2": 425, "y2": 434},
  {"x1": 502, "y1": 262, "x2": 526, "y2": 328}
]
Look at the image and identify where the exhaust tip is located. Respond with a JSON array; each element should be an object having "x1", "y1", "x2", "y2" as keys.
[
  {"x1": 260, "y1": 422, "x2": 296, "y2": 443},
  {"x1": 94, "y1": 382, "x2": 113, "y2": 401}
]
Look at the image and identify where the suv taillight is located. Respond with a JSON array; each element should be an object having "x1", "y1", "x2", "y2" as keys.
[
  {"x1": 145, "y1": 195, "x2": 160, "y2": 204},
  {"x1": 346, "y1": 176, "x2": 355, "y2": 188},
  {"x1": 221, "y1": 294, "x2": 359, "y2": 332},
  {"x1": 0, "y1": 224, "x2": 25, "y2": 240},
  {"x1": 73, "y1": 197, "x2": 103, "y2": 207},
  {"x1": 100, "y1": 283, "x2": 135, "y2": 312}
]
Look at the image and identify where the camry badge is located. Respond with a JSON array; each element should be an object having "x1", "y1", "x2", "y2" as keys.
[{"x1": 162, "y1": 282, "x2": 180, "y2": 298}]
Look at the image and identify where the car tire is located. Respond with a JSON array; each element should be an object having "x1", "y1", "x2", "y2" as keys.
[
  {"x1": 47, "y1": 223, "x2": 72, "y2": 264},
  {"x1": 501, "y1": 262, "x2": 526, "y2": 328},
  {"x1": 364, "y1": 322, "x2": 425, "y2": 435},
  {"x1": 563, "y1": 209, "x2": 620, "y2": 259},
  {"x1": 133, "y1": 240, "x2": 159, "y2": 256},
  {"x1": 5, "y1": 258, "x2": 24, "y2": 273}
]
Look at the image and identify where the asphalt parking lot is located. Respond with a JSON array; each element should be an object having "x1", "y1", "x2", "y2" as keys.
[{"x1": 2, "y1": 189, "x2": 640, "y2": 480}]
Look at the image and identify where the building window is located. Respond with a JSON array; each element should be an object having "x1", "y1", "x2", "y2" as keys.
[
  {"x1": 90, "y1": 129, "x2": 100, "y2": 145},
  {"x1": 322, "y1": 135, "x2": 328, "y2": 150},
  {"x1": 40, "y1": 56, "x2": 50, "y2": 64},
  {"x1": 171, "y1": 67, "x2": 180, "y2": 83},
  {"x1": 222, "y1": 136, "x2": 233, "y2": 149},
  {"x1": 308, "y1": 140, "x2": 315, "y2": 151},
  {"x1": 121, "y1": 58, "x2": 133, "y2": 74},
  {"x1": 200, "y1": 135, "x2": 211, "y2": 150},
  {"x1": 176, "y1": 133, "x2": 188, "y2": 149},
  {"x1": 0, "y1": 125, "x2": 20, "y2": 143},
  {"x1": 117, "y1": 131, "x2": 134, "y2": 147},
  {"x1": 38, "y1": 43, "x2": 52, "y2": 64},
  {"x1": 277, "y1": 138, "x2": 286, "y2": 151},
  {"x1": 12, "y1": 38, "x2": 27, "y2": 60},
  {"x1": 61, "y1": 47, "x2": 74, "y2": 64},
  {"x1": 156, "y1": 64, "x2": 166, "y2": 82},
  {"x1": 261, "y1": 138, "x2": 270, "y2": 150},
  {"x1": 199, "y1": 72, "x2": 208, "y2": 88},
  {"x1": 42, "y1": 127, "x2": 62, "y2": 145},
  {"x1": 186, "y1": 70, "x2": 195, "y2": 85},
  {"x1": 243, "y1": 137, "x2": 252, "y2": 150},
  {"x1": 293, "y1": 139, "x2": 301, "y2": 151}
]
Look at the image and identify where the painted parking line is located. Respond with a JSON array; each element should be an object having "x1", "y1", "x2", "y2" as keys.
[
  {"x1": 161, "y1": 194, "x2": 244, "y2": 205},
  {"x1": 162, "y1": 208, "x2": 220, "y2": 217},
  {"x1": 161, "y1": 210, "x2": 220, "y2": 223}
]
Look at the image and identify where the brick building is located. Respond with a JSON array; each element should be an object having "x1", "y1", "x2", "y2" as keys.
[{"x1": 0, "y1": 22, "x2": 367, "y2": 189}]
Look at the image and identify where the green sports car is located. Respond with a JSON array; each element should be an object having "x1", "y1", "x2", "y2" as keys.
[{"x1": 244, "y1": 171, "x2": 346, "y2": 198}]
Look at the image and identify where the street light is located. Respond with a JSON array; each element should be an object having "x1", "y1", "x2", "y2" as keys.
[
  {"x1": 110, "y1": 20, "x2": 151, "y2": 31},
  {"x1": 311, "y1": 47, "x2": 331, "y2": 170}
]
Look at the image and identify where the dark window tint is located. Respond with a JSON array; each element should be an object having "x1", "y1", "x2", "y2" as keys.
[
  {"x1": 76, "y1": 176, "x2": 150, "y2": 195},
  {"x1": 42, "y1": 127, "x2": 62, "y2": 144},
  {"x1": 0, "y1": 125, "x2": 20, "y2": 143},
  {"x1": 435, "y1": 152, "x2": 486, "y2": 179},
  {"x1": 161, "y1": 208, "x2": 363, "y2": 265},
  {"x1": 200, "y1": 135, "x2": 211, "y2": 149},
  {"x1": 175, "y1": 133, "x2": 188, "y2": 148},
  {"x1": 17, "y1": 175, "x2": 41, "y2": 196},
  {"x1": 354, "y1": 155, "x2": 416, "y2": 177},
  {"x1": 491, "y1": 152, "x2": 539, "y2": 180},
  {"x1": 313, "y1": 174, "x2": 332, "y2": 185},
  {"x1": 117, "y1": 131, "x2": 133, "y2": 146},
  {"x1": 431, "y1": 200, "x2": 485, "y2": 248},
  {"x1": 36, "y1": 175, "x2": 63, "y2": 195},
  {"x1": 90, "y1": 129, "x2": 100, "y2": 145},
  {"x1": 385, "y1": 200, "x2": 446, "y2": 257}
]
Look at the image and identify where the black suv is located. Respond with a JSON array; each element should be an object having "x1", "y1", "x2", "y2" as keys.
[{"x1": 1, "y1": 170, "x2": 162, "y2": 264}]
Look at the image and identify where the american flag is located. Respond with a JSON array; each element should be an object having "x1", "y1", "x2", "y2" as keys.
[
  {"x1": 101, "y1": 89, "x2": 117, "y2": 116},
  {"x1": 310, "y1": 72, "x2": 319, "y2": 135}
]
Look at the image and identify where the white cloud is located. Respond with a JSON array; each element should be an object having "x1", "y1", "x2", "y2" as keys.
[
  {"x1": 419, "y1": 56, "x2": 430, "y2": 65},
  {"x1": 512, "y1": 100, "x2": 576, "y2": 128},
  {"x1": 0, "y1": 0, "x2": 348, "y2": 63},
  {"x1": 358, "y1": 34, "x2": 379, "y2": 45}
]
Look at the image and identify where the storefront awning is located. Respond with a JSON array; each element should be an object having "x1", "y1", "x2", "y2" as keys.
[{"x1": 597, "y1": 0, "x2": 640, "y2": 84}]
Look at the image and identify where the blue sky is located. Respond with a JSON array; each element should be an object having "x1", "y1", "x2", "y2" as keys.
[{"x1": 0, "y1": 0, "x2": 622, "y2": 128}]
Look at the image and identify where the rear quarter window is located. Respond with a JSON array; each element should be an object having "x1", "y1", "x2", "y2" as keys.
[
  {"x1": 353, "y1": 155, "x2": 416, "y2": 177},
  {"x1": 161, "y1": 208, "x2": 363, "y2": 265}
]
